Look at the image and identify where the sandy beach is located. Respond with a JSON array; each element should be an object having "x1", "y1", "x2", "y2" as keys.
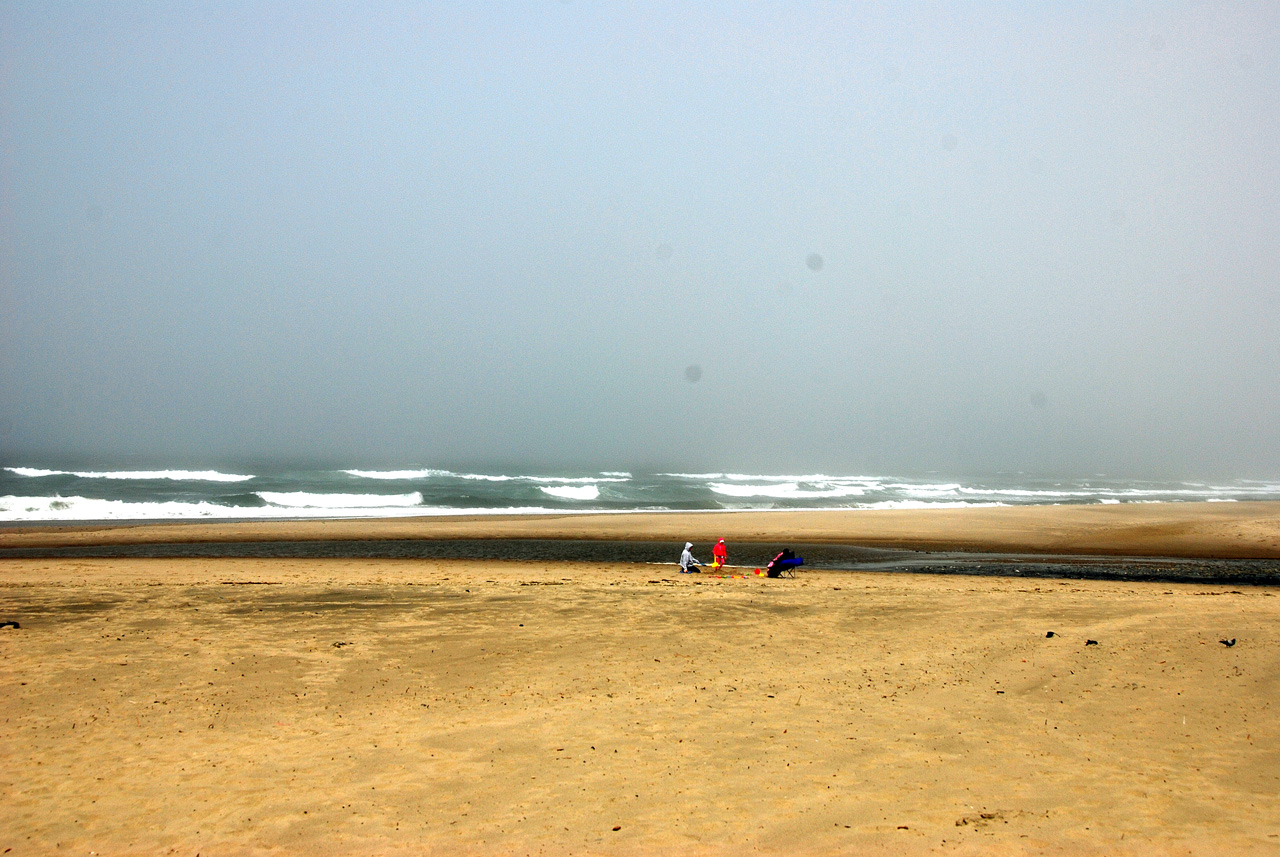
[{"x1": 2, "y1": 504, "x2": 1279, "y2": 855}]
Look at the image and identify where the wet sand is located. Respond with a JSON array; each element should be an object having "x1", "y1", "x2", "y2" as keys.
[
  {"x1": 5, "y1": 501, "x2": 1280, "y2": 559},
  {"x1": 2, "y1": 551, "x2": 1278, "y2": 855}
]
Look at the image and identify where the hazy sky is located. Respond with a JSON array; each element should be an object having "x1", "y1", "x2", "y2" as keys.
[{"x1": 2, "y1": 2, "x2": 1277, "y2": 476}]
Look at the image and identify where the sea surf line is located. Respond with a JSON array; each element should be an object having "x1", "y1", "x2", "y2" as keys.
[{"x1": 3, "y1": 466, "x2": 1279, "y2": 523}]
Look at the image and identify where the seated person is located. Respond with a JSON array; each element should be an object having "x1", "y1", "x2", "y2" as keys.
[{"x1": 766, "y1": 548, "x2": 801, "y2": 577}]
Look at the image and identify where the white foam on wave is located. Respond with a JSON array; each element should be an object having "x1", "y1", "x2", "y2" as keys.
[
  {"x1": 445, "y1": 473, "x2": 627, "y2": 484},
  {"x1": 956, "y1": 487, "x2": 1098, "y2": 498},
  {"x1": 0, "y1": 496, "x2": 251, "y2": 521},
  {"x1": 884, "y1": 483, "x2": 964, "y2": 498},
  {"x1": 724, "y1": 473, "x2": 878, "y2": 484},
  {"x1": 0, "y1": 495, "x2": 592, "y2": 522},
  {"x1": 311, "y1": 469, "x2": 627, "y2": 485},
  {"x1": 5, "y1": 467, "x2": 254, "y2": 482},
  {"x1": 365, "y1": 471, "x2": 629, "y2": 484},
  {"x1": 1109, "y1": 487, "x2": 1257, "y2": 498},
  {"x1": 527, "y1": 476, "x2": 627, "y2": 484},
  {"x1": 953, "y1": 484, "x2": 1278, "y2": 501},
  {"x1": 1177, "y1": 481, "x2": 1280, "y2": 494},
  {"x1": 662, "y1": 472, "x2": 881, "y2": 485},
  {"x1": 6, "y1": 467, "x2": 66, "y2": 478},
  {"x1": 709, "y1": 482, "x2": 868, "y2": 499},
  {"x1": 1236, "y1": 480, "x2": 1280, "y2": 490},
  {"x1": 257, "y1": 491, "x2": 423, "y2": 508},
  {"x1": 540, "y1": 484, "x2": 601, "y2": 501},
  {"x1": 343, "y1": 469, "x2": 450, "y2": 480}
]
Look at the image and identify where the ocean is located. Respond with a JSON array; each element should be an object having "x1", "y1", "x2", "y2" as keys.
[{"x1": 3, "y1": 466, "x2": 1279, "y2": 523}]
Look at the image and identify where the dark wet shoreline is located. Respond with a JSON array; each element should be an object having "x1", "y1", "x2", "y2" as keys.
[{"x1": 3, "y1": 538, "x2": 1279, "y2": 586}]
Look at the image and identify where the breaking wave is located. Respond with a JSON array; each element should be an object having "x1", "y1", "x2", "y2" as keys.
[
  {"x1": 709, "y1": 482, "x2": 869, "y2": 499},
  {"x1": 342, "y1": 469, "x2": 450, "y2": 480},
  {"x1": 256, "y1": 492, "x2": 423, "y2": 509},
  {"x1": 540, "y1": 484, "x2": 601, "y2": 501},
  {"x1": 4, "y1": 464, "x2": 1279, "y2": 522}
]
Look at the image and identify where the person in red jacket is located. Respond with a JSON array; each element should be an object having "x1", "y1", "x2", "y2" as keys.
[{"x1": 712, "y1": 538, "x2": 728, "y2": 569}]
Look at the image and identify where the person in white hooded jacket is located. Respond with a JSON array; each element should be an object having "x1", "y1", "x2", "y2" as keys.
[{"x1": 679, "y1": 542, "x2": 703, "y2": 573}]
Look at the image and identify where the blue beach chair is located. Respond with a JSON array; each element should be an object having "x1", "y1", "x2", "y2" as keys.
[{"x1": 766, "y1": 549, "x2": 803, "y2": 578}]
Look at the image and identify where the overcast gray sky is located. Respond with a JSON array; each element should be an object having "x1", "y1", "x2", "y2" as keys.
[{"x1": 2, "y1": 2, "x2": 1277, "y2": 476}]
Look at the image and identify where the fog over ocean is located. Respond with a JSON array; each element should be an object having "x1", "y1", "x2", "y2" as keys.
[
  {"x1": 2, "y1": 12, "x2": 1279, "y2": 855},
  {"x1": 4, "y1": 465, "x2": 1278, "y2": 523},
  {"x1": 3, "y1": 5, "x2": 1278, "y2": 483}
]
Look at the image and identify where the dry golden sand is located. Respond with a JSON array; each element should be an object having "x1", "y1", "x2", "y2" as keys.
[{"x1": 1, "y1": 550, "x2": 1279, "y2": 855}]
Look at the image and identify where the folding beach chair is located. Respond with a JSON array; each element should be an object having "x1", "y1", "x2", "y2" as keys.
[{"x1": 766, "y1": 548, "x2": 803, "y2": 578}]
